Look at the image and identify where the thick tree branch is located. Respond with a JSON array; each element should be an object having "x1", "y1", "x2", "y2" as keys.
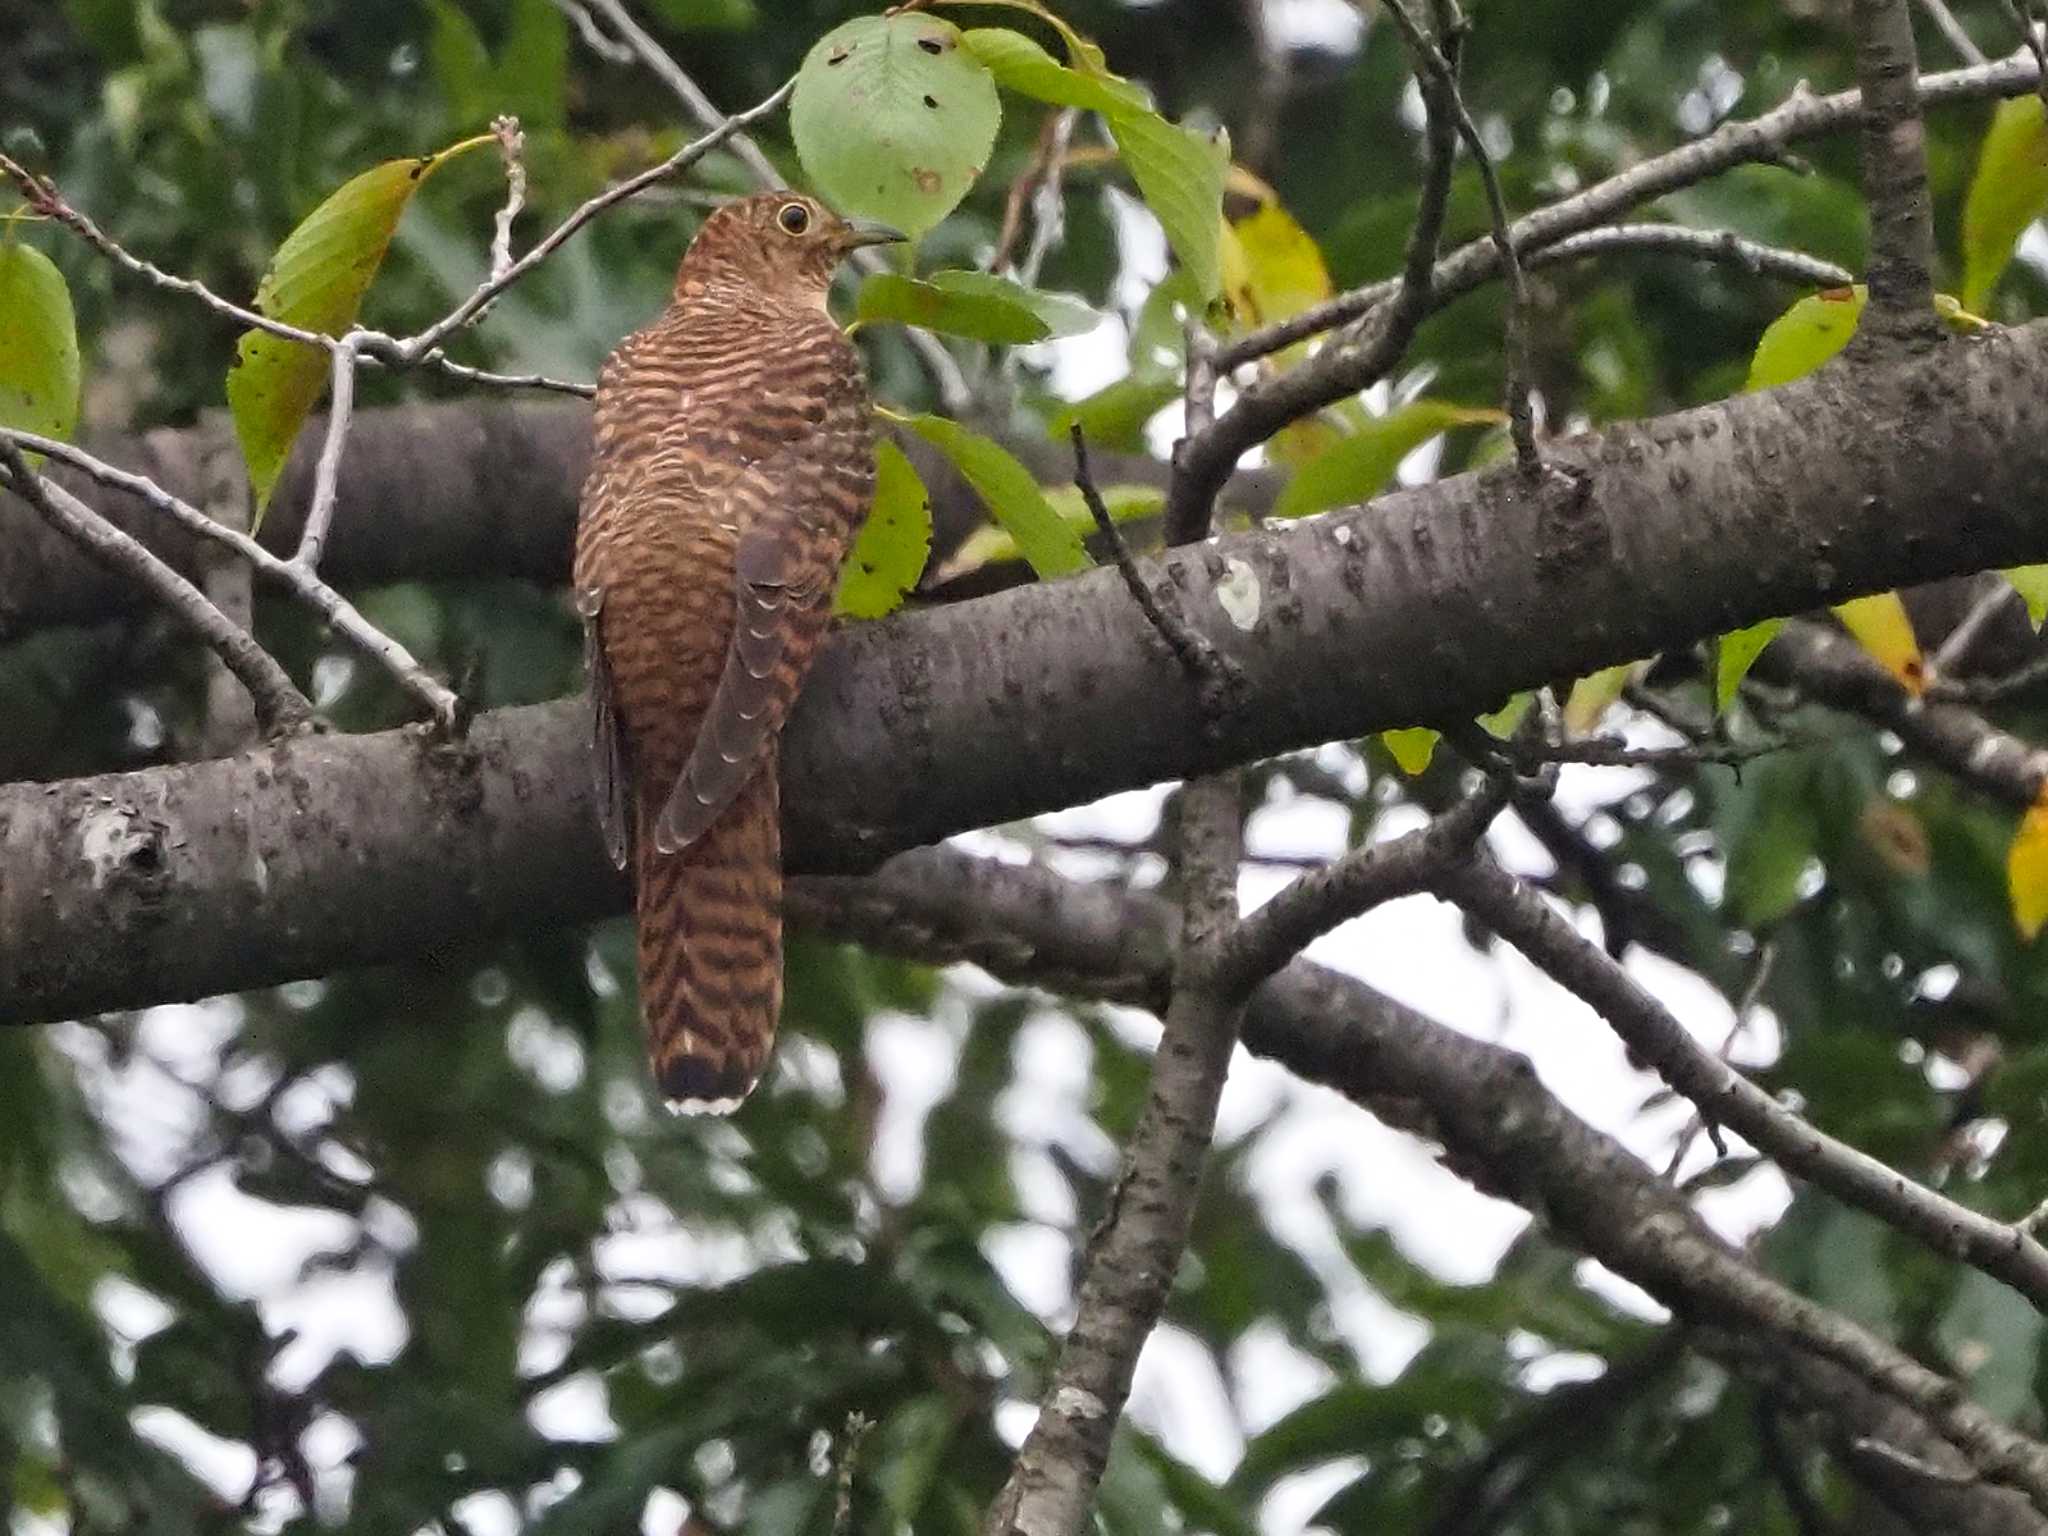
[{"x1": 9, "y1": 324, "x2": 2048, "y2": 1019}]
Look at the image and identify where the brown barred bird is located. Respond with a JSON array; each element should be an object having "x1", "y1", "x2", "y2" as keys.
[{"x1": 573, "y1": 191, "x2": 902, "y2": 1112}]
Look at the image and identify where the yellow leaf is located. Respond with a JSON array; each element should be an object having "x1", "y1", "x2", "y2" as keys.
[
  {"x1": 2009, "y1": 797, "x2": 2048, "y2": 940},
  {"x1": 1381, "y1": 727, "x2": 1439, "y2": 775},
  {"x1": 1563, "y1": 662, "x2": 1638, "y2": 738},
  {"x1": 1219, "y1": 201, "x2": 1332, "y2": 340},
  {"x1": 1833, "y1": 591, "x2": 1924, "y2": 694}
]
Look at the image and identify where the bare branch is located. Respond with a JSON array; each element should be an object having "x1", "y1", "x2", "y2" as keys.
[
  {"x1": 1376, "y1": 0, "x2": 1541, "y2": 468},
  {"x1": 488, "y1": 115, "x2": 529, "y2": 285},
  {"x1": 1211, "y1": 52, "x2": 2035, "y2": 374},
  {"x1": 0, "y1": 444, "x2": 313, "y2": 735},
  {"x1": 981, "y1": 780, "x2": 1246, "y2": 1536},
  {"x1": 1850, "y1": 0, "x2": 1944, "y2": 350},
  {"x1": 1432, "y1": 853, "x2": 2048, "y2": 1315},
  {"x1": 1070, "y1": 424, "x2": 1239, "y2": 732},
  {"x1": 1919, "y1": 0, "x2": 1989, "y2": 63},
  {"x1": 1214, "y1": 771, "x2": 1509, "y2": 997},
  {"x1": 295, "y1": 338, "x2": 360, "y2": 572},
  {"x1": 2, "y1": 429, "x2": 461, "y2": 730},
  {"x1": 383, "y1": 76, "x2": 796, "y2": 362}
]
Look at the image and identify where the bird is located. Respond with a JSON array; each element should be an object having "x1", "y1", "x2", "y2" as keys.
[{"x1": 572, "y1": 191, "x2": 903, "y2": 1112}]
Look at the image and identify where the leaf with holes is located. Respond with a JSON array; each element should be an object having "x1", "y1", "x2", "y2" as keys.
[
  {"x1": 227, "y1": 135, "x2": 490, "y2": 520},
  {"x1": 1963, "y1": 94, "x2": 2048, "y2": 311},
  {"x1": 854, "y1": 269, "x2": 1095, "y2": 344},
  {"x1": 791, "y1": 15, "x2": 1000, "y2": 241},
  {"x1": 836, "y1": 440, "x2": 932, "y2": 619},
  {"x1": 963, "y1": 27, "x2": 1225, "y2": 301},
  {"x1": 0, "y1": 241, "x2": 79, "y2": 452},
  {"x1": 2010, "y1": 796, "x2": 2048, "y2": 941},
  {"x1": 1834, "y1": 591, "x2": 1923, "y2": 695},
  {"x1": 901, "y1": 413, "x2": 1092, "y2": 580},
  {"x1": 1273, "y1": 400, "x2": 1501, "y2": 520}
]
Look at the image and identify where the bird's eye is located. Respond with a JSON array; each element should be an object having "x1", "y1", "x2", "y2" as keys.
[{"x1": 777, "y1": 202, "x2": 811, "y2": 236}]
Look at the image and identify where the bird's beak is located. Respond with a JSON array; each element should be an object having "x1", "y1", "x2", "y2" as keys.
[{"x1": 841, "y1": 218, "x2": 908, "y2": 249}]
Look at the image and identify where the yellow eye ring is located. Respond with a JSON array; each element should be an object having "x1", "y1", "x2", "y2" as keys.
[{"x1": 776, "y1": 202, "x2": 811, "y2": 236}]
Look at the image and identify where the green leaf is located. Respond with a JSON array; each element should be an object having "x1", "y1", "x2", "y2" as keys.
[
  {"x1": 853, "y1": 269, "x2": 1096, "y2": 344},
  {"x1": 426, "y1": 0, "x2": 568, "y2": 131},
  {"x1": 1938, "y1": 1265, "x2": 2047, "y2": 1419},
  {"x1": 791, "y1": 15, "x2": 1001, "y2": 241},
  {"x1": 959, "y1": 26, "x2": 1146, "y2": 114},
  {"x1": 1747, "y1": 284, "x2": 1983, "y2": 392},
  {"x1": 1381, "y1": 727, "x2": 1439, "y2": 775},
  {"x1": 227, "y1": 135, "x2": 490, "y2": 518},
  {"x1": 0, "y1": 240, "x2": 80, "y2": 449},
  {"x1": 1962, "y1": 94, "x2": 2048, "y2": 311},
  {"x1": 963, "y1": 27, "x2": 1226, "y2": 300},
  {"x1": 1273, "y1": 400, "x2": 1501, "y2": 520},
  {"x1": 1745, "y1": 285, "x2": 1863, "y2": 391},
  {"x1": 1047, "y1": 375, "x2": 1180, "y2": 453},
  {"x1": 900, "y1": 412, "x2": 1093, "y2": 579},
  {"x1": 2005, "y1": 566, "x2": 2048, "y2": 630},
  {"x1": 1105, "y1": 104, "x2": 1229, "y2": 305},
  {"x1": 836, "y1": 439, "x2": 931, "y2": 618},
  {"x1": 1715, "y1": 617, "x2": 1783, "y2": 712},
  {"x1": 1722, "y1": 754, "x2": 1820, "y2": 927}
]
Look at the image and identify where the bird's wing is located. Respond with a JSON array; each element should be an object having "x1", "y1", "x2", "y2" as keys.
[
  {"x1": 652, "y1": 465, "x2": 839, "y2": 855},
  {"x1": 577, "y1": 585, "x2": 632, "y2": 871}
]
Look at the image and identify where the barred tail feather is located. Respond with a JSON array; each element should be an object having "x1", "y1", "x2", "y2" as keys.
[{"x1": 632, "y1": 760, "x2": 783, "y2": 1113}]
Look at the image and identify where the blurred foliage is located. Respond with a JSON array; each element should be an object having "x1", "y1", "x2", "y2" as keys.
[{"x1": 6, "y1": 0, "x2": 2048, "y2": 1532}]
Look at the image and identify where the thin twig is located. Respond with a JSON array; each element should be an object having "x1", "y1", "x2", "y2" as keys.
[
  {"x1": 1214, "y1": 771, "x2": 1509, "y2": 997},
  {"x1": 382, "y1": 76, "x2": 795, "y2": 362},
  {"x1": 1528, "y1": 224, "x2": 1854, "y2": 290},
  {"x1": 832, "y1": 1412, "x2": 873, "y2": 1536},
  {"x1": 488, "y1": 115, "x2": 528, "y2": 285},
  {"x1": 1070, "y1": 423, "x2": 1238, "y2": 732},
  {"x1": 1435, "y1": 853, "x2": 2048, "y2": 1315},
  {"x1": 4, "y1": 429, "x2": 461, "y2": 730},
  {"x1": 0, "y1": 444, "x2": 314, "y2": 735},
  {"x1": 1928, "y1": 578, "x2": 2020, "y2": 677},
  {"x1": 1918, "y1": 0, "x2": 1988, "y2": 63},
  {"x1": 1208, "y1": 52, "x2": 2038, "y2": 377},
  {"x1": 1369, "y1": 0, "x2": 1540, "y2": 465},
  {"x1": 295, "y1": 337, "x2": 359, "y2": 571}
]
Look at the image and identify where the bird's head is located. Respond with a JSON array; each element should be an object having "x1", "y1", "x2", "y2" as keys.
[{"x1": 673, "y1": 191, "x2": 904, "y2": 306}]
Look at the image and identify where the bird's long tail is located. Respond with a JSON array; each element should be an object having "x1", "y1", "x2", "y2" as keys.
[{"x1": 632, "y1": 757, "x2": 782, "y2": 1112}]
